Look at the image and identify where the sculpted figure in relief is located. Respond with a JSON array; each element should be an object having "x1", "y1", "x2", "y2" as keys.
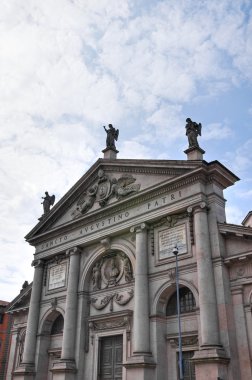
[
  {"x1": 92, "y1": 261, "x2": 102, "y2": 291},
  {"x1": 79, "y1": 185, "x2": 98, "y2": 214},
  {"x1": 108, "y1": 258, "x2": 120, "y2": 286},
  {"x1": 185, "y1": 118, "x2": 202, "y2": 148},
  {"x1": 122, "y1": 254, "x2": 133, "y2": 282}
]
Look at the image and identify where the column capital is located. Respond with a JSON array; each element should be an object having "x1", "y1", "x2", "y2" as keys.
[
  {"x1": 130, "y1": 223, "x2": 148, "y2": 234},
  {"x1": 31, "y1": 259, "x2": 44, "y2": 268},
  {"x1": 66, "y1": 246, "x2": 82, "y2": 257},
  {"x1": 187, "y1": 201, "x2": 209, "y2": 215}
]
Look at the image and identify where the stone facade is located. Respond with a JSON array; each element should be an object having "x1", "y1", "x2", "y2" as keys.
[{"x1": 5, "y1": 147, "x2": 252, "y2": 380}]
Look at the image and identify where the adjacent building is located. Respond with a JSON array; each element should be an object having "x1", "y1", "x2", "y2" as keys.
[
  {"x1": 5, "y1": 139, "x2": 252, "y2": 380},
  {"x1": 0, "y1": 301, "x2": 12, "y2": 380}
]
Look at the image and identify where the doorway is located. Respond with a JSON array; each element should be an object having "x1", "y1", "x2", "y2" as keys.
[{"x1": 98, "y1": 335, "x2": 123, "y2": 380}]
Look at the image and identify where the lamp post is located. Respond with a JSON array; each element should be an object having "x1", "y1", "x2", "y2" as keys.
[{"x1": 173, "y1": 245, "x2": 184, "y2": 380}]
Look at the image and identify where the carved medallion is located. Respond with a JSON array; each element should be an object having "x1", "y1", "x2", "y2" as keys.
[{"x1": 91, "y1": 252, "x2": 133, "y2": 292}]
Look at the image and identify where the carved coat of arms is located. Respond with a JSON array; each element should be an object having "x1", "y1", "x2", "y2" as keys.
[{"x1": 72, "y1": 170, "x2": 140, "y2": 218}]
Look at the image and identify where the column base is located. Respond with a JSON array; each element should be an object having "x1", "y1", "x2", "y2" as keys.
[
  {"x1": 12, "y1": 363, "x2": 36, "y2": 379},
  {"x1": 192, "y1": 346, "x2": 229, "y2": 380},
  {"x1": 51, "y1": 359, "x2": 77, "y2": 380},
  {"x1": 124, "y1": 353, "x2": 156, "y2": 380}
]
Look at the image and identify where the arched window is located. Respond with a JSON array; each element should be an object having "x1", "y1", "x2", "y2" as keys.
[
  {"x1": 166, "y1": 287, "x2": 196, "y2": 316},
  {"x1": 51, "y1": 314, "x2": 64, "y2": 335}
]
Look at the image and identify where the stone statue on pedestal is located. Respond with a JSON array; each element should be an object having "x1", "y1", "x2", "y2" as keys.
[
  {"x1": 103, "y1": 124, "x2": 119, "y2": 150},
  {"x1": 41, "y1": 192, "x2": 55, "y2": 215},
  {"x1": 185, "y1": 118, "x2": 202, "y2": 148}
]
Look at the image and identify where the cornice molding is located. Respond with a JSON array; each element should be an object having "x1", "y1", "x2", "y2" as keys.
[
  {"x1": 26, "y1": 170, "x2": 207, "y2": 244},
  {"x1": 218, "y1": 222, "x2": 252, "y2": 238},
  {"x1": 26, "y1": 159, "x2": 238, "y2": 244}
]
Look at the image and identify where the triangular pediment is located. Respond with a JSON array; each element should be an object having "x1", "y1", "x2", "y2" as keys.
[
  {"x1": 25, "y1": 158, "x2": 238, "y2": 243},
  {"x1": 7, "y1": 283, "x2": 32, "y2": 314}
]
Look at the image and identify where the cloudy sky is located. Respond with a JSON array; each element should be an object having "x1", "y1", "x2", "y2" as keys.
[{"x1": 1, "y1": 0, "x2": 252, "y2": 301}]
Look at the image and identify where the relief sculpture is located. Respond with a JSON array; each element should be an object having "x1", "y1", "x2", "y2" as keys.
[
  {"x1": 89, "y1": 252, "x2": 134, "y2": 311},
  {"x1": 90, "y1": 289, "x2": 134, "y2": 311},
  {"x1": 72, "y1": 170, "x2": 141, "y2": 218},
  {"x1": 91, "y1": 252, "x2": 133, "y2": 291}
]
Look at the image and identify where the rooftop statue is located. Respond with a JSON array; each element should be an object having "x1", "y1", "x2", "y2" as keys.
[
  {"x1": 41, "y1": 191, "x2": 55, "y2": 215},
  {"x1": 103, "y1": 124, "x2": 119, "y2": 150},
  {"x1": 185, "y1": 118, "x2": 202, "y2": 148}
]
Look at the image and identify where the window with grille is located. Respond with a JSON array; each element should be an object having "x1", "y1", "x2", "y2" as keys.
[
  {"x1": 177, "y1": 351, "x2": 195, "y2": 380},
  {"x1": 166, "y1": 287, "x2": 196, "y2": 316}
]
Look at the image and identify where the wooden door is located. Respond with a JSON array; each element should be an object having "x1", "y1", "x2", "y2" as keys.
[{"x1": 98, "y1": 335, "x2": 123, "y2": 380}]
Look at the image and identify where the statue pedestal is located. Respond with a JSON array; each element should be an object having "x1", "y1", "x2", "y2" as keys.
[
  {"x1": 102, "y1": 147, "x2": 118, "y2": 159},
  {"x1": 184, "y1": 146, "x2": 205, "y2": 160}
]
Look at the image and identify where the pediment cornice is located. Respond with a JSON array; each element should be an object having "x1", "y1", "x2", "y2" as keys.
[{"x1": 26, "y1": 159, "x2": 238, "y2": 243}]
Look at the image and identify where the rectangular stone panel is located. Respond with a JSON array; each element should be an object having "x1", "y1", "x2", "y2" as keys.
[
  {"x1": 158, "y1": 224, "x2": 187, "y2": 260},
  {"x1": 48, "y1": 263, "x2": 67, "y2": 290}
]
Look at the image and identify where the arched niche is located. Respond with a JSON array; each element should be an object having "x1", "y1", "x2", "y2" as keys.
[
  {"x1": 80, "y1": 238, "x2": 135, "y2": 292},
  {"x1": 36, "y1": 308, "x2": 65, "y2": 380},
  {"x1": 39, "y1": 307, "x2": 65, "y2": 335}
]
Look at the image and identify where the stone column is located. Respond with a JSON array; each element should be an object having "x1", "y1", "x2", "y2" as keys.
[
  {"x1": 61, "y1": 247, "x2": 81, "y2": 361},
  {"x1": 125, "y1": 224, "x2": 155, "y2": 380},
  {"x1": 191, "y1": 202, "x2": 220, "y2": 346},
  {"x1": 191, "y1": 203, "x2": 229, "y2": 380},
  {"x1": 52, "y1": 247, "x2": 81, "y2": 379},
  {"x1": 17, "y1": 260, "x2": 44, "y2": 375},
  {"x1": 131, "y1": 223, "x2": 150, "y2": 354}
]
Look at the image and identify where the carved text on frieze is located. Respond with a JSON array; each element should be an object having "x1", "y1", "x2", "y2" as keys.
[{"x1": 36, "y1": 189, "x2": 183, "y2": 254}]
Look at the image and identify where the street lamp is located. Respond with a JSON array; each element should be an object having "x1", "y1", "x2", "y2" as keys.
[{"x1": 173, "y1": 245, "x2": 184, "y2": 380}]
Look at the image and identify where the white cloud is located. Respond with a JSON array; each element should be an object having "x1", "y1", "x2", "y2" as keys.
[
  {"x1": 225, "y1": 139, "x2": 252, "y2": 174},
  {"x1": 1, "y1": 0, "x2": 252, "y2": 300},
  {"x1": 203, "y1": 122, "x2": 233, "y2": 140}
]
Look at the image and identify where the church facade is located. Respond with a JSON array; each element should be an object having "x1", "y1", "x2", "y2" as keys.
[{"x1": 6, "y1": 141, "x2": 252, "y2": 380}]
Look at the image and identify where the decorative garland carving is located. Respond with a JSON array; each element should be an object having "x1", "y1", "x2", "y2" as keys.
[{"x1": 90, "y1": 289, "x2": 134, "y2": 312}]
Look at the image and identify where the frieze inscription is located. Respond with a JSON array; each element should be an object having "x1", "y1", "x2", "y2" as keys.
[{"x1": 36, "y1": 189, "x2": 183, "y2": 254}]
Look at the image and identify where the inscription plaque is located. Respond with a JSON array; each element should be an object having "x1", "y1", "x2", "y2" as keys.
[
  {"x1": 48, "y1": 263, "x2": 67, "y2": 290},
  {"x1": 158, "y1": 224, "x2": 187, "y2": 259}
]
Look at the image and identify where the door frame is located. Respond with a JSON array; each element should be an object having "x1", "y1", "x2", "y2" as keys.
[{"x1": 92, "y1": 329, "x2": 127, "y2": 380}]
